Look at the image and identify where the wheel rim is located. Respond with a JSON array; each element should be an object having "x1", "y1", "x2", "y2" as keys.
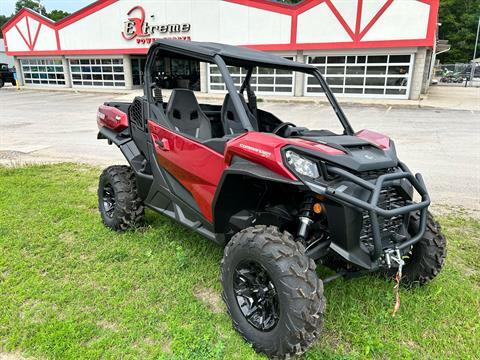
[
  {"x1": 102, "y1": 182, "x2": 116, "y2": 218},
  {"x1": 233, "y1": 260, "x2": 279, "y2": 331}
]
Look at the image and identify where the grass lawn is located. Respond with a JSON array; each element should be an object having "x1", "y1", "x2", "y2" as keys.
[{"x1": 0, "y1": 164, "x2": 478, "y2": 359}]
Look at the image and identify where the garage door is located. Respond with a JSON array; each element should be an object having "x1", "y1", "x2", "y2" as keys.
[
  {"x1": 69, "y1": 58, "x2": 126, "y2": 88},
  {"x1": 208, "y1": 56, "x2": 295, "y2": 96},
  {"x1": 20, "y1": 58, "x2": 66, "y2": 86},
  {"x1": 305, "y1": 54, "x2": 413, "y2": 99}
]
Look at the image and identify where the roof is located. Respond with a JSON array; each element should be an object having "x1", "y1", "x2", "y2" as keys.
[{"x1": 152, "y1": 39, "x2": 314, "y2": 71}]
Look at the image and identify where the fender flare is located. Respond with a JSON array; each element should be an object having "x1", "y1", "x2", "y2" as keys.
[{"x1": 212, "y1": 158, "x2": 303, "y2": 234}]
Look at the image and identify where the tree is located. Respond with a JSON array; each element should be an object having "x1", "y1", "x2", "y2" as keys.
[
  {"x1": 47, "y1": 9, "x2": 70, "y2": 22},
  {"x1": 0, "y1": 15, "x2": 12, "y2": 38},
  {"x1": 438, "y1": 0, "x2": 480, "y2": 63},
  {"x1": 1, "y1": 2, "x2": 69, "y2": 38},
  {"x1": 15, "y1": 0, "x2": 47, "y2": 16}
]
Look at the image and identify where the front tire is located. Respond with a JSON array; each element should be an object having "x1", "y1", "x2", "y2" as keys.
[
  {"x1": 0, "y1": 79, "x2": 4, "y2": 88},
  {"x1": 401, "y1": 212, "x2": 447, "y2": 285},
  {"x1": 98, "y1": 165, "x2": 144, "y2": 231},
  {"x1": 221, "y1": 226, "x2": 325, "y2": 358}
]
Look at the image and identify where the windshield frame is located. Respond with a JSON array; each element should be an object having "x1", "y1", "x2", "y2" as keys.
[{"x1": 215, "y1": 56, "x2": 355, "y2": 136}]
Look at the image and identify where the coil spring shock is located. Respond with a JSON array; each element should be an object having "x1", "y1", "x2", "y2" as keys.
[{"x1": 296, "y1": 197, "x2": 315, "y2": 243}]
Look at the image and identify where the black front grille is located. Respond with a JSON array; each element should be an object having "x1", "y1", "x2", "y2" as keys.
[
  {"x1": 359, "y1": 186, "x2": 407, "y2": 253},
  {"x1": 357, "y1": 167, "x2": 396, "y2": 181}
]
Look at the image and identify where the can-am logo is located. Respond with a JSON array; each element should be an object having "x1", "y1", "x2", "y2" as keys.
[
  {"x1": 122, "y1": 6, "x2": 191, "y2": 44},
  {"x1": 239, "y1": 144, "x2": 272, "y2": 158}
]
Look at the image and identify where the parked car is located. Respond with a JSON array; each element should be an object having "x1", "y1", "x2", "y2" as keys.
[
  {"x1": 95, "y1": 40, "x2": 446, "y2": 358},
  {"x1": 0, "y1": 63, "x2": 16, "y2": 88}
]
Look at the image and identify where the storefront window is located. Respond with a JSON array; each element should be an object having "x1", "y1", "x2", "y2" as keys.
[
  {"x1": 21, "y1": 58, "x2": 65, "y2": 86},
  {"x1": 69, "y1": 58, "x2": 125, "y2": 88}
]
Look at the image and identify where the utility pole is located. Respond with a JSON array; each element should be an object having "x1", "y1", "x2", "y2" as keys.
[
  {"x1": 468, "y1": 15, "x2": 480, "y2": 86},
  {"x1": 474, "y1": 15, "x2": 480, "y2": 60}
]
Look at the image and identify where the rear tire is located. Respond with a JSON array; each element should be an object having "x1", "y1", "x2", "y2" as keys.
[
  {"x1": 221, "y1": 226, "x2": 325, "y2": 358},
  {"x1": 401, "y1": 211, "x2": 447, "y2": 286},
  {"x1": 98, "y1": 165, "x2": 144, "y2": 231},
  {"x1": 0, "y1": 79, "x2": 4, "y2": 88},
  {"x1": 11, "y1": 79, "x2": 16, "y2": 86}
]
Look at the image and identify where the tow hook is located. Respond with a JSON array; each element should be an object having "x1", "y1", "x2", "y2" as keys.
[{"x1": 384, "y1": 248, "x2": 405, "y2": 317}]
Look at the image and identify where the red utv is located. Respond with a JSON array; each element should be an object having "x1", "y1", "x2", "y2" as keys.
[{"x1": 96, "y1": 40, "x2": 446, "y2": 358}]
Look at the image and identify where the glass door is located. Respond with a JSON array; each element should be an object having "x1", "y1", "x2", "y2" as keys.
[{"x1": 132, "y1": 57, "x2": 147, "y2": 87}]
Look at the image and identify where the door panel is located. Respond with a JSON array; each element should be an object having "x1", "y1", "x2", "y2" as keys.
[{"x1": 148, "y1": 120, "x2": 226, "y2": 222}]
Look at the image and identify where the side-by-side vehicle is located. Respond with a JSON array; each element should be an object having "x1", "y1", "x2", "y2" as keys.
[{"x1": 96, "y1": 40, "x2": 446, "y2": 358}]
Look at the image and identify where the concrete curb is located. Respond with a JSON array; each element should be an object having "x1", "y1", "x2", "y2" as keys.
[{"x1": 3, "y1": 85, "x2": 477, "y2": 111}]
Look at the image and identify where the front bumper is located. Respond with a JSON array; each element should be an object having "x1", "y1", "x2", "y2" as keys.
[{"x1": 304, "y1": 162, "x2": 430, "y2": 267}]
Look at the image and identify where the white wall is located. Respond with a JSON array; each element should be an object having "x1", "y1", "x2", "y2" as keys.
[
  {"x1": 59, "y1": 0, "x2": 291, "y2": 51},
  {"x1": 0, "y1": 40, "x2": 15, "y2": 66},
  {"x1": 4, "y1": 14, "x2": 57, "y2": 53},
  {"x1": 297, "y1": 2, "x2": 352, "y2": 43},
  {"x1": 362, "y1": 1, "x2": 430, "y2": 41}
]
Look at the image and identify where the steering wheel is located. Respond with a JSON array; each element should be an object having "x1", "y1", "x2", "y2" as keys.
[{"x1": 272, "y1": 122, "x2": 296, "y2": 136}]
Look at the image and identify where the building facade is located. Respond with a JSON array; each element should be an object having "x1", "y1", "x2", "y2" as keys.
[{"x1": 1, "y1": 0, "x2": 439, "y2": 99}]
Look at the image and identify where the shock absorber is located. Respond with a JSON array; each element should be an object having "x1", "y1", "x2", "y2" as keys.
[{"x1": 296, "y1": 197, "x2": 316, "y2": 243}]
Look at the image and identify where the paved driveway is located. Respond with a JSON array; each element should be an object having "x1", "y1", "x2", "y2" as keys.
[{"x1": 1, "y1": 88, "x2": 478, "y2": 211}]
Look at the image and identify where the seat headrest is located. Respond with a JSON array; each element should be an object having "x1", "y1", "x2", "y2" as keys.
[{"x1": 167, "y1": 89, "x2": 200, "y2": 114}]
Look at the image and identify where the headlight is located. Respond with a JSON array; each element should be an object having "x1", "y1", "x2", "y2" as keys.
[{"x1": 285, "y1": 150, "x2": 319, "y2": 178}]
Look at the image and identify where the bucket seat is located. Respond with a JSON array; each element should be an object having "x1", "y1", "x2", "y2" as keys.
[
  {"x1": 166, "y1": 89, "x2": 212, "y2": 140},
  {"x1": 221, "y1": 93, "x2": 259, "y2": 135}
]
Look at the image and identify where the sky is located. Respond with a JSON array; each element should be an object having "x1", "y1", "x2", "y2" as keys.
[{"x1": 0, "y1": 0, "x2": 95, "y2": 16}]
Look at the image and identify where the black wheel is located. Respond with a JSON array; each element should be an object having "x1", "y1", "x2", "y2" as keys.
[
  {"x1": 0, "y1": 79, "x2": 4, "y2": 88},
  {"x1": 400, "y1": 211, "x2": 447, "y2": 286},
  {"x1": 98, "y1": 165, "x2": 144, "y2": 231},
  {"x1": 11, "y1": 79, "x2": 16, "y2": 86},
  {"x1": 221, "y1": 226, "x2": 326, "y2": 358}
]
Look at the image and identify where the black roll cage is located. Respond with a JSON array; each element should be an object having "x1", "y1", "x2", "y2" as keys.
[{"x1": 143, "y1": 43, "x2": 355, "y2": 136}]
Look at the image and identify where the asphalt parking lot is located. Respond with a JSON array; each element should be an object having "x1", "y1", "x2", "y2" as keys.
[{"x1": 0, "y1": 87, "x2": 478, "y2": 211}]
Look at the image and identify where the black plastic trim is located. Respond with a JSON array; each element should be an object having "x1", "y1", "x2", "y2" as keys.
[{"x1": 303, "y1": 161, "x2": 430, "y2": 261}]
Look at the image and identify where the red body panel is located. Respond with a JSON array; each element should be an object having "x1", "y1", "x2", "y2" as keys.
[
  {"x1": 148, "y1": 121, "x2": 226, "y2": 221},
  {"x1": 225, "y1": 132, "x2": 344, "y2": 181},
  {"x1": 97, "y1": 105, "x2": 129, "y2": 132},
  {"x1": 356, "y1": 129, "x2": 390, "y2": 150},
  {"x1": 147, "y1": 121, "x2": 344, "y2": 222}
]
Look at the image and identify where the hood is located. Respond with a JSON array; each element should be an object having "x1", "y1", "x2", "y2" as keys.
[{"x1": 295, "y1": 133, "x2": 398, "y2": 172}]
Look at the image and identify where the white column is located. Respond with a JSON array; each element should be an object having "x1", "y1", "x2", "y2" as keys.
[
  {"x1": 123, "y1": 54, "x2": 133, "y2": 90},
  {"x1": 200, "y1": 61, "x2": 208, "y2": 93},
  {"x1": 61, "y1": 57, "x2": 71, "y2": 88},
  {"x1": 409, "y1": 48, "x2": 427, "y2": 100},
  {"x1": 13, "y1": 57, "x2": 24, "y2": 86},
  {"x1": 294, "y1": 51, "x2": 305, "y2": 97},
  {"x1": 421, "y1": 49, "x2": 433, "y2": 94}
]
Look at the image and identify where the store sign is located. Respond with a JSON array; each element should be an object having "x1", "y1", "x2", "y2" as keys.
[{"x1": 122, "y1": 6, "x2": 191, "y2": 44}]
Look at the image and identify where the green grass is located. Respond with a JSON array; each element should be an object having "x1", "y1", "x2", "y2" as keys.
[{"x1": 0, "y1": 164, "x2": 478, "y2": 359}]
